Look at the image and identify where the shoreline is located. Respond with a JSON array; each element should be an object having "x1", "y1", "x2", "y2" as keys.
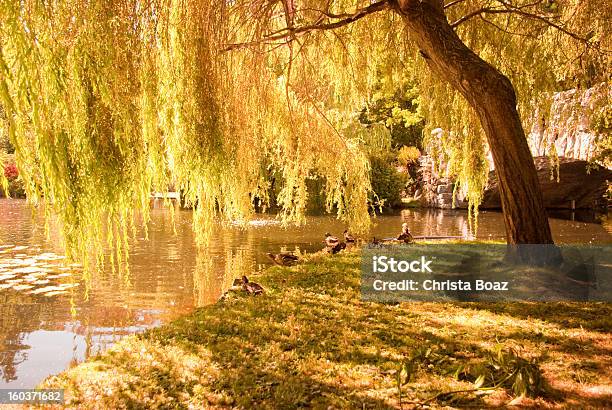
[{"x1": 38, "y1": 247, "x2": 612, "y2": 408}]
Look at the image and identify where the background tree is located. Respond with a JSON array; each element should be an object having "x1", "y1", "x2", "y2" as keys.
[
  {"x1": 358, "y1": 72, "x2": 424, "y2": 150},
  {"x1": 0, "y1": 0, "x2": 608, "y2": 259}
]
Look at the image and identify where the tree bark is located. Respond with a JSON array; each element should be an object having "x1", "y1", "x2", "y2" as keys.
[{"x1": 394, "y1": 0, "x2": 555, "y2": 247}]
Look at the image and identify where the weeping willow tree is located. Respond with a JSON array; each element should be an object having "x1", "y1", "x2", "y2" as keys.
[
  {"x1": 0, "y1": 0, "x2": 609, "y2": 262},
  {"x1": 0, "y1": 0, "x2": 373, "y2": 262}
]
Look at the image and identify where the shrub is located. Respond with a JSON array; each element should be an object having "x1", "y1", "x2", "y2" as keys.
[
  {"x1": 4, "y1": 163, "x2": 18, "y2": 179},
  {"x1": 369, "y1": 153, "x2": 407, "y2": 209},
  {"x1": 2, "y1": 162, "x2": 25, "y2": 198},
  {"x1": 397, "y1": 146, "x2": 421, "y2": 166}
]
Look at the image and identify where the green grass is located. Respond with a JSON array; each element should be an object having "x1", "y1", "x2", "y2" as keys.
[{"x1": 41, "y1": 249, "x2": 612, "y2": 409}]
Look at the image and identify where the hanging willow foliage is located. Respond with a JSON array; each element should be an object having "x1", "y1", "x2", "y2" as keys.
[
  {"x1": 420, "y1": 0, "x2": 610, "y2": 221},
  {"x1": 0, "y1": 0, "x2": 609, "y2": 260},
  {"x1": 0, "y1": 0, "x2": 375, "y2": 262}
]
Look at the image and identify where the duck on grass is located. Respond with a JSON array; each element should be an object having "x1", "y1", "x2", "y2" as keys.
[{"x1": 40, "y1": 246, "x2": 612, "y2": 409}]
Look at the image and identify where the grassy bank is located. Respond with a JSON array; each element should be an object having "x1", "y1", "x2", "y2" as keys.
[{"x1": 42, "y1": 249, "x2": 611, "y2": 408}]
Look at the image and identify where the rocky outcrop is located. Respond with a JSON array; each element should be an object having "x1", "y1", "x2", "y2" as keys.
[
  {"x1": 528, "y1": 84, "x2": 609, "y2": 161},
  {"x1": 414, "y1": 84, "x2": 611, "y2": 210},
  {"x1": 481, "y1": 157, "x2": 611, "y2": 210},
  {"x1": 415, "y1": 156, "x2": 467, "y2": 209},
  {"x1": 415, "y1": 156, "x2": 610, "y2": 210}
]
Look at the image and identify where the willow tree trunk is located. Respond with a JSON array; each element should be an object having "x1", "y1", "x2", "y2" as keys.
[{"x1": 394, "y1": 0, "x2": 555, "y2": 248}]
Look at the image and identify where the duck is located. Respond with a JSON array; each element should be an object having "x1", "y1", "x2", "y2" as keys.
[
  {"x1": 324, "y1": 233, "x2": 346, "y2": 254},
  {"x1": 218, "y1": 279, "x2": 244, "y2": 302},
  {"x1": 267, "y1": 252, "x2": 299, "y2": 266},
  {"x1": 397, "y1": 222, "x2": 414, "y2": 243},
  {"x1": 343, "y1": 230, "x2": 355, "y2": 243},
  {"x1": 324, "y1": 232, "x2": 339, "y2": 247},
  {"x1": 329, "y1": 241, "x2": 346, "y2": 254},
  {"x1": 241, "y1": 275, "x2": 264, "y2": 295}
]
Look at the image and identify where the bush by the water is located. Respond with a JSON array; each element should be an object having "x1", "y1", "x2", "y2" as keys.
[
  {"x1": 2, "y1": 161, "x2": 25, "y2": 198},
  {"x1": 397, "y1": 146, "x2": 421, "y2": 167},
  {"x1": 369, "y1": 153, "x2": 407, "y2": 209}
]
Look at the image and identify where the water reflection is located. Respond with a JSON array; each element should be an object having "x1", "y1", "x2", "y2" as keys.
[{"x1": 0, "y1": 199, "x2": 610, "y2": 388}]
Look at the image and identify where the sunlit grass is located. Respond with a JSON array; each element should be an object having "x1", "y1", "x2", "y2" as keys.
[{"x1": 40, "y1": 248, "x2": 611, "y2": 408}]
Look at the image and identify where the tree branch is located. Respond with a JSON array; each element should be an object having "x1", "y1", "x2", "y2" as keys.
[
  {"x1": 478, "y1": 15, "x2": 538, "y2": 38},
  {"x1": 451, "y1": 8, "x2": 511, "y2": 28},
  {"x1": 223, "y1": 0, "x2": 390, "y2": 51},
  {"x1": 492, "y1": 0, "x2": 591, "y2": 44},
  {"x1": 451, "y1": 0, "x2": 594, "y2": 46},
  {"x1": 444, "y1": 0, "x2": 466, "y2": 9}
]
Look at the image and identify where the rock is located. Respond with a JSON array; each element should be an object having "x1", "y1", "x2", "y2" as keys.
[
  {"x1": 415, "y1": 84, "x2": 610, "y2": 210},
  {"x1": 436, "y1": 184, "x2": 454, "y2": 194},
  {"x1": 436, "y1": 193, "x2": 453, "y2": 208},
  {"x1": 481, "y1": 157, "x2": 611, "y2": 209},
  {"x1": 528, "y1": 83, "x2": 609, "y2": 161},
  {"x1": 415, "y1": 155, "x2": 466, "y2": 209}
]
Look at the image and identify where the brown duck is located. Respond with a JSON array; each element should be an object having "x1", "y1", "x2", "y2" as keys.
[
  {"x1": 397, "y1": 223, "x2": 414, "y2": 243},
  {"x1": 329, "y1": 241, "x2": 346, "y2": 254},
  {"x1": 267, "y1": 252, "x2": 299, "y2": 266},
  {"x1": 343, "y1": 230, "x2": 355, "y2": 243},
  {"x1": 324, "y1": 232, "x2": 339, "y2": 247},
  {"x1": 241, "y1": 276, "x2": 264, "y2": 295},
  {"x1": 324, "y1": 233, "x2": 346, "y2": 254}
]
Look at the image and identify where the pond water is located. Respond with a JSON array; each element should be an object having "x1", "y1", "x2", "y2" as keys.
[{"x1": 0, "y1": 198, "x2": 610, "y2": 388}]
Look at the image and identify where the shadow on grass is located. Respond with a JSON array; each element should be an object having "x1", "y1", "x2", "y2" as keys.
[
  {"x1": 463, "y1": 301, "x2": 612, "y2": 332},
  {"x1": 43, "y1": 251, "x2": 611, "y2": 409}
]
